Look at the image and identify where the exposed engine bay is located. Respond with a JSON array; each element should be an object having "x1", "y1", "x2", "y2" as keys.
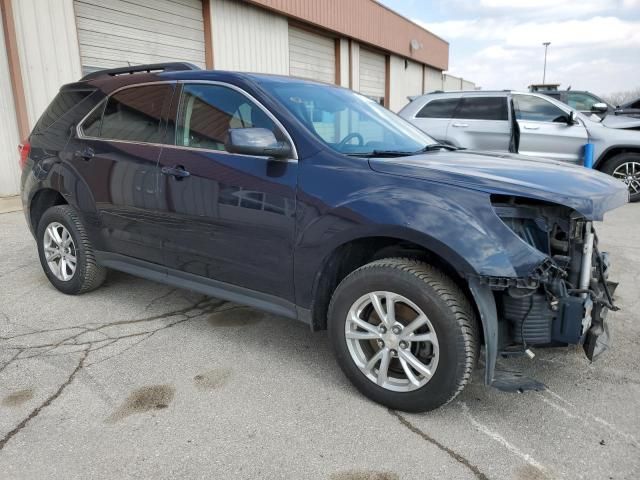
[{"x1": 490, "y1": 196, "x2": 618, "y2": 361}]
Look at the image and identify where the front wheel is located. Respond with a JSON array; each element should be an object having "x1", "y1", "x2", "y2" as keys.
[
  {"x1": 328, "y1": 258, "x2": 479, "y2": 412},
  {"x1": 601, "y1": 153, "x2": 640, "y2": 202}
]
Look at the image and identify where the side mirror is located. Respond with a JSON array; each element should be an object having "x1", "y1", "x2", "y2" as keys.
[
  {"x1": 567, "y1": 111, "x2": 578, "y2": 125},
  {"x1": 225, "y1": 128, "x2": 292, "y2": 159},
  {"x1": 591, "y1": 102, "x2": 608, "y2": 113}
]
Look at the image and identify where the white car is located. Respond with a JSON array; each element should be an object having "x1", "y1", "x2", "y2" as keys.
[{"x1": 399, "y1": 90, "x2": 640, "y2": 201}]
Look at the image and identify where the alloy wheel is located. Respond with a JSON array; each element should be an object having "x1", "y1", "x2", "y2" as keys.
[
  {"x1": 43, "y1": 222, "x2": 77, "y2": 281},
  {"x1": 612, "y1": 161, "x2": 640, "y2": 195},
  {"x1": 345, "y1": 291, "x2": 439, "y2": 392}
]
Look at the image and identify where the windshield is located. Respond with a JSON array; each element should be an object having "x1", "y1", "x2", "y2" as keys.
[{"x1": 261, "y1": 80, "x2": 437, "y2": 155}]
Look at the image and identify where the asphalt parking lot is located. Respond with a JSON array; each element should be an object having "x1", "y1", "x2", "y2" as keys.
[{"x1": 0, "y1": 205, "x2": 639, "y2": 480}]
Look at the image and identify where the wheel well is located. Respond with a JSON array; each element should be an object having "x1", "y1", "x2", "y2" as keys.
[
  {"x1": 310, "y1": 236, "x2": 473, "y2": 331},
  {"x1": 29, "y1": 189, "x2": 67, "y2": 232},
  {"x1": 595, "y1": 147, "x2": 640, "y2": 170}
]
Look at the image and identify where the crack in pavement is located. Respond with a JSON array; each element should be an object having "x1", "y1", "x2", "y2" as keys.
[
  {"x1": 388, "y1": 409, "x2": 490, "y2": 480},
  {"x1": 0, "y1": 348, "x2": 88, "y2": 451},
  {"x1": 0, "y1": 295, "x2": 235, "y2": 451}
]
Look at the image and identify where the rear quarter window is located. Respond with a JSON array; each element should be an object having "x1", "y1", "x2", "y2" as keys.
[
  {"x1": 33, "y1": 90, "x2": 94, "y2": 133},
  {"x1": 452, "y1": 96, "x2": 508, "y2": 121},
  {"x1": 416, "y1": 98, "x2": 460, "y2": 118}
]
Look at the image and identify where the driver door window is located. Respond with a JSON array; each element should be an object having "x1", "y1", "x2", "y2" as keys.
[
  {"x1": 174, "y1": 84, "x2": 282, "y2": 151},
  {"x1": 514, "y1": 95, "x2": 568, "y2": 123},
  {"x1": 566, "y1": 92, "x2": 599, "y2": 112}
]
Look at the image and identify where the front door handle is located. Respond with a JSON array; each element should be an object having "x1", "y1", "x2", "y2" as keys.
[
  {"x1": 522, "y1": 124, "x2": 540, "y2": 130},
  {"x1": 161, "y1": 165, "x2": 190, "y2": 180},
  {"x1": 451, "y1": 122, "x2": 469, "y2": 127},
  {"x1": 75, "y1": 146, "x2": 94, "y2": 161}
]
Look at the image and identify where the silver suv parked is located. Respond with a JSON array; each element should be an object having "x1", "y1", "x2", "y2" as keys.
[{"x1": 399, "y1": 91, "x2": 640, "y2": 201}]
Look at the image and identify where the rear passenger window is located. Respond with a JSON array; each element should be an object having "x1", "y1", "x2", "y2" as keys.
[
  {"x1": 416, "y1": 98, "x2": 459, "y2": 118},
  {"x1": 453, "y1": 97, "x2": 508, "y2": 120},
  {"x1": 88, "y1": 84, "x2": 173, "y2": 143},
  {"x1": 175, "y1": 84, "x2": 280, "y2": 151}
]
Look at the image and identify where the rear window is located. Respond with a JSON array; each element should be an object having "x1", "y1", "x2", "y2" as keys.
[
  {"x1": 416, "y1": 98, "x2": 459, "y2": 118},
  {"x1": 34, "y1": 90, "x2": 93, "y2": 133},
  {"x1": 453, "y1": 97, "x2": 508, "y2": 121},
  {"x1": 80, "y1": 84, "x2": 174, "y2": 143}
]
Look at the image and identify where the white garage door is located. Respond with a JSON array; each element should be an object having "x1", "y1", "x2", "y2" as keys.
[
  {"x1": 74, "y1": 0, "x2": 206, "y2": 74},
  {"x1": 359, "y1": 49, "x2": 386, "y2": 104},
  {"x1": 288, "y1": 26, "x2": 335, "y2": 84}
]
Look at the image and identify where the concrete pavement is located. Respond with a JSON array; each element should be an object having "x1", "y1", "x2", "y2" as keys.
[{"x1": 1, "y1": 205, "x2": 639, "y2": 480}]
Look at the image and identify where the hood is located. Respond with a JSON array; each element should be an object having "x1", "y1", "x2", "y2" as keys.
[
  {"x1": 601, "y1": 114, "x2": 640, "y2": 129},
  {"x1": 369, "y1": 150, "x2": 628, "y2": 220}
]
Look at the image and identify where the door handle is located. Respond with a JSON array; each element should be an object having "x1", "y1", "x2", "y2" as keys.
[
  {"x1": 75, "y1": 146, "x2": 94, "y2": 161},
  {"x1": 161, "y1": 165, "x2": 190, "y2": 180},
  {"x1": 451, "y1": 122, "x2": 468, "y2": 127},
  {"x1": 522, "y1": 124, "x2": 540, "y2": 130}
]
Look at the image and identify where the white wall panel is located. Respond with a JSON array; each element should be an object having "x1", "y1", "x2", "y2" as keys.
[
  {"x1": 338, "y1": 38, "x2": 349, "y2": 87},
  {"x1": 211, "y1": 0, "x2": 288, "y2": 74},
  {"x1": 443, "y1": 73, "x2": 462, "y2": 91},
  {"x1": 462, "y1": 79, "x2": 476, "y2": 91},
  {"x1": 12, "y1": 0, "x2": 82, "y2": 126},
  {"x1": 424, "y1": 65, "x2": 443, "y2": 92},
  {"x1": 389, "y1": 55, "x2": 422, "y2": 112},
  {"x1": 350, "y1": 41, "x2": 360, "y2": 91},
  {"x1": 0, "y1": 21, "x2": 21, "y2": 196},
  {"x1": 288, "y1": 26, "x2": 335, "y2": 84}
]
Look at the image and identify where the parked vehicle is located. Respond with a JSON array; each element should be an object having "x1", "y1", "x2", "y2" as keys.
[
  {"x1": 615, "y1": 96, "x2": 640, "y2": 118},
  {"x1": 21, "y1": 64, "x2": 628, "y2": 412},
  {"x1": 539, "y1": 90, "x2": 613, "y2": 117},
  {"x1": 399, "y1": 90, "x2": 640, "y2": 201}
]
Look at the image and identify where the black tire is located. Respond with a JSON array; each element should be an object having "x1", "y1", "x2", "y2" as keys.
[
  {"x1": 600, "y1": 152, "x2": 640, "y2": 202},
  {"x1": 36, "y1": 205, "x2": 106, "y2": 295},
  {"x1": 328, "y1": 258, "x2": 479, "y2": 412}
]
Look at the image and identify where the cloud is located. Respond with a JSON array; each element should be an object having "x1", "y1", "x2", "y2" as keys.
[
  {"x1": 411, "y1": 14, "x2": 640, "y2": 95},
  {"x1": 418, "y1": 16, "x2": 640, "y2": 48}
]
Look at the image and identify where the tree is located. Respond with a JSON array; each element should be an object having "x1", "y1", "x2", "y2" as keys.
[{"x1": 600, "y1": 87, "x2": 640, "y2": 107}]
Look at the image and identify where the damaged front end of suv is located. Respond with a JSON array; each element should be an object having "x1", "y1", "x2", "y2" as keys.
[{"x1": 476, "y1": 194, "x2": 623, "y2": 388}]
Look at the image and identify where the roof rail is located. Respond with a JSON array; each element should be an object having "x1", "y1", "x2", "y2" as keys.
[{"x1": 80, "y1": 62, "x2": 201, "y2": 81}]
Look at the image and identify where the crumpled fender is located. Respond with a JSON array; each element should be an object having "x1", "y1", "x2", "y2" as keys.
[{"x1": 468, "y1": 278, "x2": 499, "y2": 385}]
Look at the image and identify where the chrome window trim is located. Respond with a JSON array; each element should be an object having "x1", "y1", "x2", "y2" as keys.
[{"x1": 75, "y1": 79, "x2": 299, "y2": 161}]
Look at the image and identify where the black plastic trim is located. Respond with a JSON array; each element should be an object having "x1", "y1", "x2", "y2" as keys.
[
  {"x1": 80, "y1": 62, "x2": 200, "y2": 81},
  {"x1": 94, "y1": 252, "x2": 304, "y2": 323}
]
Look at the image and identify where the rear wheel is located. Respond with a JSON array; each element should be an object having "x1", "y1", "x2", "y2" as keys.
[
  {"x1": 36, "y1": 205, "x2": 106, "y2": 295},
  {"x1": 328, "y1": 258, "x2": 479, "y2": 412},
  {"x1": 601, "y1": 153, "x2": 640, "y2": 202}
]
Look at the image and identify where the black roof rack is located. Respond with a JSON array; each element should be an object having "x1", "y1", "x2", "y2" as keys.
[{"x1": 80, "y1": 62, "x2": 201, "y2": 81}]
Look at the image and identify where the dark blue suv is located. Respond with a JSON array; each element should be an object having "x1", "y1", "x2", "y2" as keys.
[{"x1": 20, "y1": 63, "x2": 628, "y2": 411}]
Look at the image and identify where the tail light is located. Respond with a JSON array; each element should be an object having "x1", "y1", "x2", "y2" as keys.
[{"x1": 18, "y1": 141, "x2": 30, "y2": 170}]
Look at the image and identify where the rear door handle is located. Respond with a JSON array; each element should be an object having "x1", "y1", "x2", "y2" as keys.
[
  {"x1": 451, "y1": 122, "x2": 469, "y2": 127},
  {"x1": 522, "y1": 124, "x2": 540, "y2": 130},
  {"x1": 75, "y1": 146, "x2": 94, "y2": 161},
  {"x1": 161, "y1": 165, "x2": 190, "y2": 180}
]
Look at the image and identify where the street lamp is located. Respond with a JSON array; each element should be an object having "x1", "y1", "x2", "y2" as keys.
[{"x1": 542, "y1": 42, "x2": 551, "y2": 84}]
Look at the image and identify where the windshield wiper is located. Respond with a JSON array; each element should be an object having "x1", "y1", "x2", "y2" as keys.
[
  {"x1": 345, "y1": 144, "x2": 460, "y2": 158},
  {"x1": 421, "y1": 143, "x2": 460, "y2": 151},
  {"x1": 346, "y1": 150, "x2": 414, "y2": 157}
]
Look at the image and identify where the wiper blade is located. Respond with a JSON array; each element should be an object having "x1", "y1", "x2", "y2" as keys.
[
  {"x1": 421, "y1": 143, "x2": 460, "y2": 151},
  {"x1": 346, "y1": 150, "x2": 415, "y2": 158},
  {"x1": 345, "y1": 144, "x2": 460, "y2": 158}
]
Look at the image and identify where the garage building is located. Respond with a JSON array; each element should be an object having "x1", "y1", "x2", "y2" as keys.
[{"x1": 0, "y1": 0, "x2": 472, "y2": 197}]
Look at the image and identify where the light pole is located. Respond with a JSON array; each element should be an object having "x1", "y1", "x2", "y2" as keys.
[{"x1": 542, "y1": 42, "x2": 551, "y2": 84}]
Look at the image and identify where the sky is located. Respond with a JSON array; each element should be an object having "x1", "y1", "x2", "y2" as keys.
[{"x1": 379, "y1": 0, "x2": 640, "y2": 96}]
